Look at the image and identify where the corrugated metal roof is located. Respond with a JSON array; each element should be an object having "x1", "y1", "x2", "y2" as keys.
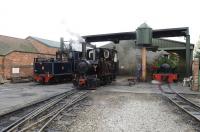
[
  {"x1": 28, "y1": 36, "x2": 60, "y2": 48},
  {"x1": 0, "y1": 35, "x2": 38, "y2": 56},
  {"x1": 101, "y1": 38, "x2": 194, "y2": 50},
  {"x1": 153, "y1": 39, "x2": 185, "y2": 48}
]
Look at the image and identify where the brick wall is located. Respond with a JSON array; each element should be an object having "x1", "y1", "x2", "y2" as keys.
[
  {"x1": 0, "y1": 56, "x2": 4, "y2": 77},
  {"x1": 3, "y1": 52, "x2": 55, "y2": 79},
  {"x1": 192, "y1": 58, "x2": 199, "y2": 91},
  {"x1": 27, "y1": 38, "x2": 58, "y2": 55}
]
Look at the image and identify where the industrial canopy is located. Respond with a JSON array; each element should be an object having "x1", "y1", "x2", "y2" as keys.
[
  {"x1": 83, "y1": 27, "x2": 189, "y2": 43},
  {"x1": 82, "y1": 26, "x2": 191, "y2": 77}
]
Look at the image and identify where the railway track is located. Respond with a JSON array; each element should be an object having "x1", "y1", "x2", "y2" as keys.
[
  {"x1": 0, "y1": 89, "x2": 89, "y2": 132},
  {"x1": 159, "y1": 84, "x2": 200, "y2": 122}
]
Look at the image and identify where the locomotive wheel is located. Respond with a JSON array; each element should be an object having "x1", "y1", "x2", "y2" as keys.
[
  {"x1": 108, "y1": 76, "x2": 112, "y2": 84},
  {"x1": 101, "y1": 77, "x2": 107, "y2": 85},
  {"x1": 106, "y1": 77, "x2": 109, "y2": 84},
  {"x1": 161, "y1": 75, "x2": 168, "y2": 82},
  {"x1": 40, "y1": 77, "x2": 45, "y2": 85},
  {"x1": 72, "y1": 79, "x2": 78, "y2": 87},
  {"x1": 86, "y1": 78, "x2": 97, "y2": 90}
]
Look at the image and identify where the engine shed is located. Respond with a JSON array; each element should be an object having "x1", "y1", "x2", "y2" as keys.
[
  {"x1": 100, "y1": 39, "x2": 194, "y2": 79},
  {"x1": 153, "y1": 39, "x2": 194, "y2": 78},
  {"x1": 83, "y1": 23, "x2": 193, "y2": 79}
]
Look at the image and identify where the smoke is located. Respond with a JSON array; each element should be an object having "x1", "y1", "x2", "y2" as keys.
[
  {"x1": 109, "y1": 40, "x2": 168, "y2": 75},
  {"x1": 64, "y1": 31, "x2": 85, "y2": 51},
  {"x1": 115, "y1": 40, "x2": 137, "y2": 75},
  {"x1": 60, "y1": 20, "x2": 85, "y2": 51}
]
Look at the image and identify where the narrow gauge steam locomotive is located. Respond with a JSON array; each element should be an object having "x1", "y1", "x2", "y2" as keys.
[
  {"x1": 33, "y1": 38, "x2": 82, "y2": 84},
  {"x1": 73, "y1": 48, "x2": 118, "y2": 89},
  {"x1": 33, "y1": 51, "x2": 81, "y2": 84},
  {"x1": 151, "y1": 52, "x2": 179, "y2": 83}
]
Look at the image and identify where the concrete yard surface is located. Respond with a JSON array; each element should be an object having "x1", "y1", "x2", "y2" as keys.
[
  {"x1": 105, "y1": 76, "x2": 200, "y2": 95},
  {"x1": 0, "y1": 82, "x2": 73, "y2": 116}
]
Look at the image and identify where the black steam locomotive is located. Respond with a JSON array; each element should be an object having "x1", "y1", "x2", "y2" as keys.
[
  {"x1": 33, "y1": 51, "x2": 81, "y2": 84},
  {"x1": 73, "y1": 47, "x2": 118, "y2": 89},
  {"x1": 33, "y1": 38, "x2": 82, "y2": 84}
]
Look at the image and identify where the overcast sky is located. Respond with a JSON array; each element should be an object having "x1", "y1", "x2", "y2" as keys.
[{"x1": 0, "y1": 0, "x2": 199, "y2": 45}]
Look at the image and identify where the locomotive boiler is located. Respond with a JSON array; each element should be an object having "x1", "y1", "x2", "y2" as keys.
[{"x1": 73, "y1": 47, "x2": 118, "y2": 89}]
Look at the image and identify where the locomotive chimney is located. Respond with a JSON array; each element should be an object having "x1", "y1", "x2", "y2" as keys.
[
  {"x1": 82, "y1": 42, "x2": 86, "y2": 59},
  {"x1": 60, "y1": 37, "x2": 64, "y2": 53}
]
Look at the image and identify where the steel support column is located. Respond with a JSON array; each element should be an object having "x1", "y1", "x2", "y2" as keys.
[
  {"x1": 190, "y1": 49, "x2": 193, "y2": 74},
  {"x1": 186, "y1": 34, "x2": 190, "y2": 77}
]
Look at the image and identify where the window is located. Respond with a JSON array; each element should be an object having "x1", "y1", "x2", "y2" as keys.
[
  {"x1": 104, "y1": 50, "x2": 109, "y2": 58},
  {"x1": 89, "y1": 50, "x2": 96, "y2": 60},
  {"x1": 114, "y1": 53, "x2": 118, "y2": 62}
]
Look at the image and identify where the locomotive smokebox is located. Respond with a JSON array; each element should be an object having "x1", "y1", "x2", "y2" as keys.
[{"x1": 136, "y1": 23, "x2": 152, "y2": 47}]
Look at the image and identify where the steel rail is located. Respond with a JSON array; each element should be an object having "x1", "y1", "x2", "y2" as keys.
[
  {"x1": 165, "y1": 94, "x2": 200, "y2": 122},
  {"x1": 38, "y1": 92, "x2": 88, "y2": 132},
  {"x1": 159, "y1": 84, "x2": 200, "y2": 122},
  {"x1": 1, "y1": 89, "x2": 77, "y2": 132},
  {"x1": 18, "y1": 92, "x2": 88, "y2": 132}
]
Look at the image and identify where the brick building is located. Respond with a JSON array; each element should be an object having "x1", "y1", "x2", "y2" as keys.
[
  {"x1": 0, "y1": 35, "x2": 59, "y2": 80},
  {"x1": 26, "y1": 36, "x2": 59, "y2": 55}
]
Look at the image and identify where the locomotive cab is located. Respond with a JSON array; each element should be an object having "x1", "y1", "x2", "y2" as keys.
[{"x1": 73, "y1": 48, "x2": 118, "y2": 89}]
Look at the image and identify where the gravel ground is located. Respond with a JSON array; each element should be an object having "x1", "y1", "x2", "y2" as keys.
[{"x1": 66, "y1": 90, "x2": 200, "y2": 132}]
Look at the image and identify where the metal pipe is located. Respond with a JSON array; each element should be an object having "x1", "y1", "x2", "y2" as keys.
[{"x1": 82, "y1": 42, "x2": 86, "y2": 59}]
